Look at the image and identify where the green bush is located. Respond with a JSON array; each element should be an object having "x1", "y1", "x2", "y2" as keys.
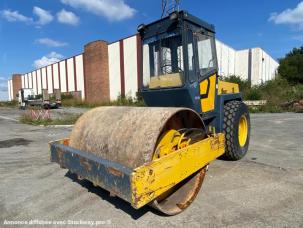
[
  {"x1": 258, "y1": 77, "x2": 302, "y2": 105},
  {"x1": 20, "y1": 113, "x2": 82, "y2": 126},
  {"x1": 0, "y1": 100, "x2": 18, "y2": 107},
  {"x1": 291, "y1": 84, "x2": 303, "y2": 101},
  {"x1": 61, "y1": 93, "x2": 74, "y2": 99},
  {"x1": 278, "y1": 46, "x2": 303, "y2": 84},
  {"x1": 250, "y1": 104, "x2": 283, "y2": 113},
  {"x1": 222, "y1": 75, "x2": 303, "y2": 113},
  {"x1": 221, "y1": 75, "x2": 251, "y2": 92},
  {"x1": 61, "y1": 93, "x2": 145, "y2": 108},
  {"x1": 244, "y1": 86, "x2": 262, "y2": 100}
]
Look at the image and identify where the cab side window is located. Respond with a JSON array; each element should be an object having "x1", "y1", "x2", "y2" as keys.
[
  {"x1": 187, "y1": 30, "x2": 196, "y2": 83},
  {"x1": 196, "y1": 33, "x2": 216, "y2": 76}
]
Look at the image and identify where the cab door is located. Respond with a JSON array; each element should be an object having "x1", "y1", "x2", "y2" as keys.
[{"x1": 194, "y1": 30, "x2": 218, "y2": 113}]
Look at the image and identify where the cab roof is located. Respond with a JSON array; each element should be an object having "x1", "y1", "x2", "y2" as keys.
[
  {"x1": 146, "y1": 10, "x2": 215, "y2": 33},
  {"x1": 140, "y1": 11, "x2": 215, "y2": 39}
]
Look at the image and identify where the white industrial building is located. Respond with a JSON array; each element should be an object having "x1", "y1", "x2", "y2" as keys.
[
  {"x1": 216, "y1": 40, "x2": 279, "y2": 85},
  {"x1": 21, "y1": 55, "x2": 83, "y2": 98},
  {"x1": 8, "y1": 35, "x2": 279, "y2": 102}
]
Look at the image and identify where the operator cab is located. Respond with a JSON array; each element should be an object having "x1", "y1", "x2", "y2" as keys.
[{"x1": 138, "y1": 11, "x2": 218, "y2": 113}]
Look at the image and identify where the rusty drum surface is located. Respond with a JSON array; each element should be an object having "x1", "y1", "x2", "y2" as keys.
[
  {"x1": 69, "y1": 106, "x2": 206, "y2": 215},
  {"x1": 70, "y1": 106, "x2": 204, "y2": 169}
]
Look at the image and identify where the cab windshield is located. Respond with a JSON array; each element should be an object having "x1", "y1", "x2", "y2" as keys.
[{"x1": 142, "y1": 32, "x2": 184, "y2": 89}]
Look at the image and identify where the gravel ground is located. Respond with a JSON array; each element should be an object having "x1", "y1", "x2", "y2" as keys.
[{"x1": 0, "y1": 107, "x2": 302, "y2": 228}]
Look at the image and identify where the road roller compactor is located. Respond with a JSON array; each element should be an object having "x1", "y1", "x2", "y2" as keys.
[{"x1": 50, "y1": 11, "x2": 251, "y2": 215}]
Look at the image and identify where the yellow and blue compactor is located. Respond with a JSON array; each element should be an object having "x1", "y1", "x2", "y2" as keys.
[{"x1": 50, "y1": 11, "x2": 250, "y2": 215}]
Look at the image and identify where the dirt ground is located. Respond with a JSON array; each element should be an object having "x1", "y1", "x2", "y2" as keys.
[{"x1": 0, "y1": 107, "x2": 302, "y2": 227}]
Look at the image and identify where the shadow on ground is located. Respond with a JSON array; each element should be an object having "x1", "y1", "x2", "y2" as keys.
[
  {"x1": 65, "y1": 171, "x2": 164, "y2": 220},
  {"x1": 0, "y1": 138, "x2": 32, "y2": 148}
]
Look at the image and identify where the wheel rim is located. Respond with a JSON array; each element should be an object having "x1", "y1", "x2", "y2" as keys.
[
  {"x1": 238, "y1": 115, "x2": 248, "y2": 147},
  {"x1": 150, "y1": 129, "x2": 206, "y2": 215}
]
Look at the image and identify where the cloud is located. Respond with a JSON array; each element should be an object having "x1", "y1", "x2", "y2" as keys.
[
  {"x1": 57, "y1": 9, "x2": 79, "y2": 26},
  {"x1": 0, "y1": 9, "x2": 32, "y2": 23},
  {"x1": 1, "y1": 7, "x2": 54, "y2": 26},
  {"x1": 33, "y1": 52, "x2": 64, "y2": 69},
  {"x1": 33, "y1": 6, "x2": 53, "y2": 25},
  {"x1": 269, "y1": 1, "x2": 303, "y2": 29},
  {"x1": 36, "y1": 38, "x2": 68, "y2": 47},
  {"x1": 60, "y1": 0, "x2": 136, "y2": 21}
]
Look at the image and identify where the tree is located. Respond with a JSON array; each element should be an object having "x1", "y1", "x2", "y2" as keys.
[{"x1": 278, "y1": 46, "x2": 303, "y2": 84}]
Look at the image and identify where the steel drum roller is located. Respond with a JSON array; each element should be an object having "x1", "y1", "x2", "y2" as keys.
[{"x1": 70, "y1": 106, "x2": 207, "y2": 215}]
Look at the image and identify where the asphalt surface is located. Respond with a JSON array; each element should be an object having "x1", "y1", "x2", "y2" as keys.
[{"x1": 0, "y1": 107, "x2": 302, "y2": 228}]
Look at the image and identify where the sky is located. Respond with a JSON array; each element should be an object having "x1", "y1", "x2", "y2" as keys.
[{"x1": 0, "y1": 0, "x2": 303, "y2": 100}]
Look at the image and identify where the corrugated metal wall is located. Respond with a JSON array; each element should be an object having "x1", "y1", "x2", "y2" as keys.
[
  {"x1": 123, "y1": 36, "x2": 139, "y2": 98},
  {"x1": 108, "y1": 35, "x2": 140, "y2": 101},
  {"x1": 7, "y1": 80, "x2": 13, "y2": 101},
  {"x1": 216, "y1": 40, "x2": 236, "y2": 77},
  {"x1": 236, "y1": 48, "x2": 279, "y2": 85},
  {"x1": 235, "y1": 49, "x2": 250, "y2": 81},
  {"x1": 108, "y1": 42, "x2": 121, "y2": 101},
  {"x1": 20, "y1": 54, "x2": 85, "y2": 99}
]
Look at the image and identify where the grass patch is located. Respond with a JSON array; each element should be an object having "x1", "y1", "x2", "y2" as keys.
[
  {"x1": 61, "y1": 94, "x2": 145, "y2": 108},
  {"x1": 0, "y1": 101, "x2": 18, "y2": 108},
  {"x1": 224, "y1": 75, "x2": 303, "y2": 113},
  {"x1": 248, "y1": 104, "x2": 283, "y2": 113},
  {"x1": 20, "y1": 113, "x2": 82, "y2": 126}
]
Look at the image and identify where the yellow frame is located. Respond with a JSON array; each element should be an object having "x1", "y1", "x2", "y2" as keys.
[
  {"x1": 131, "y1": 133, "x2": 225, "y2": 208},
  {"x1": 218, "y1": 81, "x2": 239, "y2": 95},
  {"x1": 200, "y1": 75, "x2": 217, "y2": 112},
  {"x1": 238, "y1": 115, "x2": 248, "y2": 147}
]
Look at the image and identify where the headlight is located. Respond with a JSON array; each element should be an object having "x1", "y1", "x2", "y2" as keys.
[
  {"x1": 169, "y1": 12, "x2": 179, "y2": 21},
  {"x1": 137, "y1": 24, "x2": 146, "y2": 32}
]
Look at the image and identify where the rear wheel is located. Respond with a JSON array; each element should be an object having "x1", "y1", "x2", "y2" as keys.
[{"x1": 223, "y1": 100, "x2": 250, "y2": 160}]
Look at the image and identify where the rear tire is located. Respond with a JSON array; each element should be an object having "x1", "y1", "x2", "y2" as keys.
[{"x1": 223, "y1": 100, "x2": 250, "y2": 161}]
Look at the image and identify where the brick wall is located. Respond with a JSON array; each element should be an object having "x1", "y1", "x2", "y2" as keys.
[
  {"x1": 12, "y1": 74, "x2": 22, "y2": 101},
  {"x1": 83, "y1": 40, "x2": 110, "y2": 103}
]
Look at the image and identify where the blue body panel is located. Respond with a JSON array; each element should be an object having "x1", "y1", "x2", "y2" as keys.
[{"x1": 141, "y1": 82, "x2": 201, "y2": 113}]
